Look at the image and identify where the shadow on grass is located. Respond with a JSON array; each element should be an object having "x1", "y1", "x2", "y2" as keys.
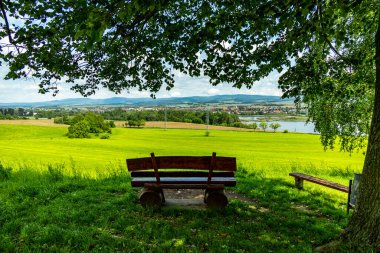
[{"x1": 0, "y1": 167, "x2": 350, "y2": 252}]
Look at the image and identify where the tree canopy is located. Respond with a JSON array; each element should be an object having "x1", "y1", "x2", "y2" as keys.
[
  {"x1": 1, "y1": 0, "x2": 380, "y2": 249},
  {"x1": 0, "y1": 0, "x2": 376, "y2": 151}
]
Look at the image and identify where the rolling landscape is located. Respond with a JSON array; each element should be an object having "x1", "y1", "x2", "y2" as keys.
[
  {"x1": 0, "y1": 121, "x2": 365, "y2": 252},
  {"x1": 1, "y1": 1, "x2": 378, "y2": 251},
  {"x1": 0, "y1": 94, "x2": 294, "y2": 108}
]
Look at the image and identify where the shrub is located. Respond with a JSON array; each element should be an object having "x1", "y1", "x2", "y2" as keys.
[
  {"x1": 259, "y1": 122, "x2": 268, "y2": 132},
  {"x1": 283, "y1": 129, "x2": 289, "y2": 133},
  {"x1": 54, "y1": 117, "x2": 64, "y2": 124},
  {"x1": 100, "y1": 134, "x2": 110, "y2": 139},
  {"x1": 250, "y1": 123, "x2": 258, "y2": 131},
  {"x1": 66, "y1": 113, "x2": 111, "y2": 138},
  {"x1": 0, "y1": 163, "x2": 12, "y2": 181},
  {"x1": 67, "y1": 120, "x2": 91, "y2": 138},
  {"x1": 108, "y1": 120, "x2": 116, "y2": 128},
  {"x1": 270, "y1": 123, "x2": 281, "y2": 132}
]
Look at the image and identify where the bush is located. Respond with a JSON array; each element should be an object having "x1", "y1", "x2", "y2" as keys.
[
  {"x1": 54, "y1": 117, "x2": 64, "y2": 124},
  {"x1": 67, "y1": 120, "x2": 91, "y2": 138},
  {"x1": 270, "y1": 123, "x2": 281, "y2": 132},
  {"x1": 259, "y1": 122, "x2": 268, "y2": 132},
  {"x1": 66, "y1": 113, "x2": 111, "y2": 138},
  {"x1": 283, "y1": 129, "x2": 289, "y2": 133},
  {"x1": 108, "y1": 120, "x2": 116, "y2": 128},
  {"x1": 0, "y1": 163, "x2": 12, "y2": 181},
  {"x1": 100, "y1": 134, "x2": 110, "y2": 139}
]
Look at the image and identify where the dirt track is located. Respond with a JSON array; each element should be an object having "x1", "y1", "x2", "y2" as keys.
[
  {"x1": 0, "y1": 119, "x2": 65, "y2": 127},
  {"x1": 1, "y1": 119, "x2": 257, "y2": 132}
]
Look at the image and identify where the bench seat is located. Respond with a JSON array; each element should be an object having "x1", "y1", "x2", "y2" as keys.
[
  {"x1": 131, "y1": 177, "x2": 236, "y2": 187},
  {"x1": 289, "y1": 172, "x2": 349, "y2": 193}
]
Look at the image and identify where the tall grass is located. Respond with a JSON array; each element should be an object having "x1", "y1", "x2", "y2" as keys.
[{"x1": 0, "y1": 163, "x2": 354, "y2": 252}]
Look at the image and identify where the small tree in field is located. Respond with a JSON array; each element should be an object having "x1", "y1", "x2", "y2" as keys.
[
  {"x1": 136, "y1": 120, "x2": 146, "y2": 128},
  {"x1": 270, "y1": 123, "x2": 281, "y2": 133},
  {"x1": 259, "y1": 122, "x2": 268, "y2": 132},
  {"x1": 250, "y1": 123, "x2": 258, "y2": 131},
  {"x1": 67, "y1": 120, "x2": 90, "y2": 138},
  {"x1": 127, "y1": 120, "x2": 137, "y2": 127}
]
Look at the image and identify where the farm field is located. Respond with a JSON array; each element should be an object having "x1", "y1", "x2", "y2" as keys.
[
  {"x1": 0, "y1": 123, "x2": 364, "y2": 180},
  {"x1": 0, "y1": 122, "x2": 366, "y2": 252}
]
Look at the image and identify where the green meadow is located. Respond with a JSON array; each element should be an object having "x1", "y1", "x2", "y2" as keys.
[
  {"x1": 0, "y1": 124, "x2": 364, "y2": 178},
  {"x1": 0, "y1": 124, "x2": 366, "y2": 252}
]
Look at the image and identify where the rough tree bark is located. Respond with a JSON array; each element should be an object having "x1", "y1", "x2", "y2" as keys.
[{"x1": 343, "y1": 13, "x2": 380, "y2": 249}]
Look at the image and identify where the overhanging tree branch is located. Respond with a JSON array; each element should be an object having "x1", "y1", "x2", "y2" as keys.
[{"x1": 0, "y1": 0, "x2": 20, "y2": 54}]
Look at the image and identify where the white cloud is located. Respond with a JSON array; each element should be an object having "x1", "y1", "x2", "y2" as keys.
[
  {"x1": 169, "y1": 91, "x2": 181, "y2": 97},
  {"x1": 207, "y1": 88, "x2": 220, "y2": 95},
  {"x1": 0, "y1": 64, "x2": 284, "y2": 103}
]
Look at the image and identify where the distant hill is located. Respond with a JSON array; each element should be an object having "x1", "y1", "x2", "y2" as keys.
[{"x1": 0, "y1": 94, "x2": 293, "y2": 108}]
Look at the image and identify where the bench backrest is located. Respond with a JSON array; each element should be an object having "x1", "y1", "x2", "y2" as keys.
[{"x1": 127, "y1": 152, "x2": 236, "y2": 185}]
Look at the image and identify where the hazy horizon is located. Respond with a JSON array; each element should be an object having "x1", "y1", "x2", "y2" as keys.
[{"x1": 0, "y1": 65, "x2": 283, "y2": 103}]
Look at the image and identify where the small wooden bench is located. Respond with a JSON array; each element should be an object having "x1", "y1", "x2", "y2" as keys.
[
  {"x1": 127, "y1": 152, "x2": 237, "y2": 208},
  {"x1": 289, "y1": 172, "x2": 349, "y2": 193}
]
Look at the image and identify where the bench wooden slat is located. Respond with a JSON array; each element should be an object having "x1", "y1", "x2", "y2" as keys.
[
  {"x1": 127, "y1": 156, "x2": 236, "y2": 171},
  {"x1": 131, "y1": 177, "x2": 236, "y2": 187},
  {"x1": 143, "y1": 183, "x2": 225, "y2": 189},
  {"x1": 131, "y1": 171, "x2": 235, "y2": 177},
  {"x1": 289, "y1": 172, "x2": 349, "y2": 193}
]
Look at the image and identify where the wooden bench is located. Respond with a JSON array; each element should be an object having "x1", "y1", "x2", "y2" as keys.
[
  {"x1": 289, "y1": 172, "x2": 349, "y2": 193},
  {"x1": 127, "y1": 152, "x2": 237, "y2": 208}
]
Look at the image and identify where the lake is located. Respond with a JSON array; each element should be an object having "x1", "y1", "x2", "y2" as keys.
[{"x1": 239, "y1": 116, "x2": 318, "y2": 134}]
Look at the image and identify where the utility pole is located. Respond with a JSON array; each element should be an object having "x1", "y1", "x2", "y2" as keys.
[
  {"x1": 205, "y1": 107, "x2": 210, "y2": 136},
  {"x1": 164, "y1": 107, "x2": 167, "y2": 131}
]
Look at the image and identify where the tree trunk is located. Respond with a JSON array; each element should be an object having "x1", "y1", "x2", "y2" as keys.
[{"x1": 343, "y1": 13, "x2": 380, "y2": 249}]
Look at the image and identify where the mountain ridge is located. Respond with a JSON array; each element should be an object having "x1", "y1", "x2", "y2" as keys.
[{"x1": 0, "y1": 94, "x2": 293, "y2": 107}]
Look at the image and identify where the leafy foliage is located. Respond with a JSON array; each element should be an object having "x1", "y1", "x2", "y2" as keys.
[
  {"x1": 0, "y1": 0, "x2": 376, "y2": 152},
  {"x1": 270, "y1": 123, "x2": 281, "y2": 133},
  {"x1": 126, "y1": 119, "x2": 145, "y2": 128},
  {"x1": 259, "y1": 122, "x2": 268, "y2": 132},
  {"x1": 250, "y1": 123, "x2": 258, "y2": 131},
  {"x1": 67, "y1": 120, "x2": 90, "y2": 138},
  {"x1": 66, "y1": 112, "x2": 111, "y2": 138}
]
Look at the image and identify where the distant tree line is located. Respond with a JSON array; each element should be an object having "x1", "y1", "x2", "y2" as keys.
[
  {"x1": 100, "y1": 109, "x2": 241, "y2": 127},
  {"x1": 0, "y1": 108, "x2": 33, "y2": 119},
  {"x1": 125, "y1": 120, "x2": 145, "y2": 128}
]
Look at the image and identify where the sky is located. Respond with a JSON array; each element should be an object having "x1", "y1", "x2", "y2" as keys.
[{"x1": 0, "y1": 65, "x2": 283, "y2": 103}]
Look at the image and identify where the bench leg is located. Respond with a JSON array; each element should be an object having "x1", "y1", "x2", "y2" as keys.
[
  {"x1": 159, "y1": 188, "x2": 165, "y2": 203},
  {"x1": 295, "y1": 178, "x2": 304, "y2": 189},
  {"x1": 204, "y1": 189, "x2": 228, "y2": 208},
  {"x1": 139, "y1": 188, "x2": 164, "y2": 208}
]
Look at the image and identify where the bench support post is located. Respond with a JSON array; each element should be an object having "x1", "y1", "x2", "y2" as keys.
[
  {"x1": 139, "y1": 187, "x2": 165, "y2": 208},
  {"x1": 295, "y1": 177, "x2": 304, "y2": 189},
  {"x1": 204, "y1": 188, "x2": 228, "y2": 208}
]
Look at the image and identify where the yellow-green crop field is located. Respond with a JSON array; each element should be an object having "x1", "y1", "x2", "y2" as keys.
[
  {"x1": 0, "y1": 123, "x2": 367, "y2": 252},
  {"x1": 0, "y1": 124, "x2": 364, "y2": 183}
]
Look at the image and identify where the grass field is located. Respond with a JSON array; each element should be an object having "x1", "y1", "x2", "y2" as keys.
[{"x1": 0, "y1": 123, "x2": 366, "y2": 252}]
